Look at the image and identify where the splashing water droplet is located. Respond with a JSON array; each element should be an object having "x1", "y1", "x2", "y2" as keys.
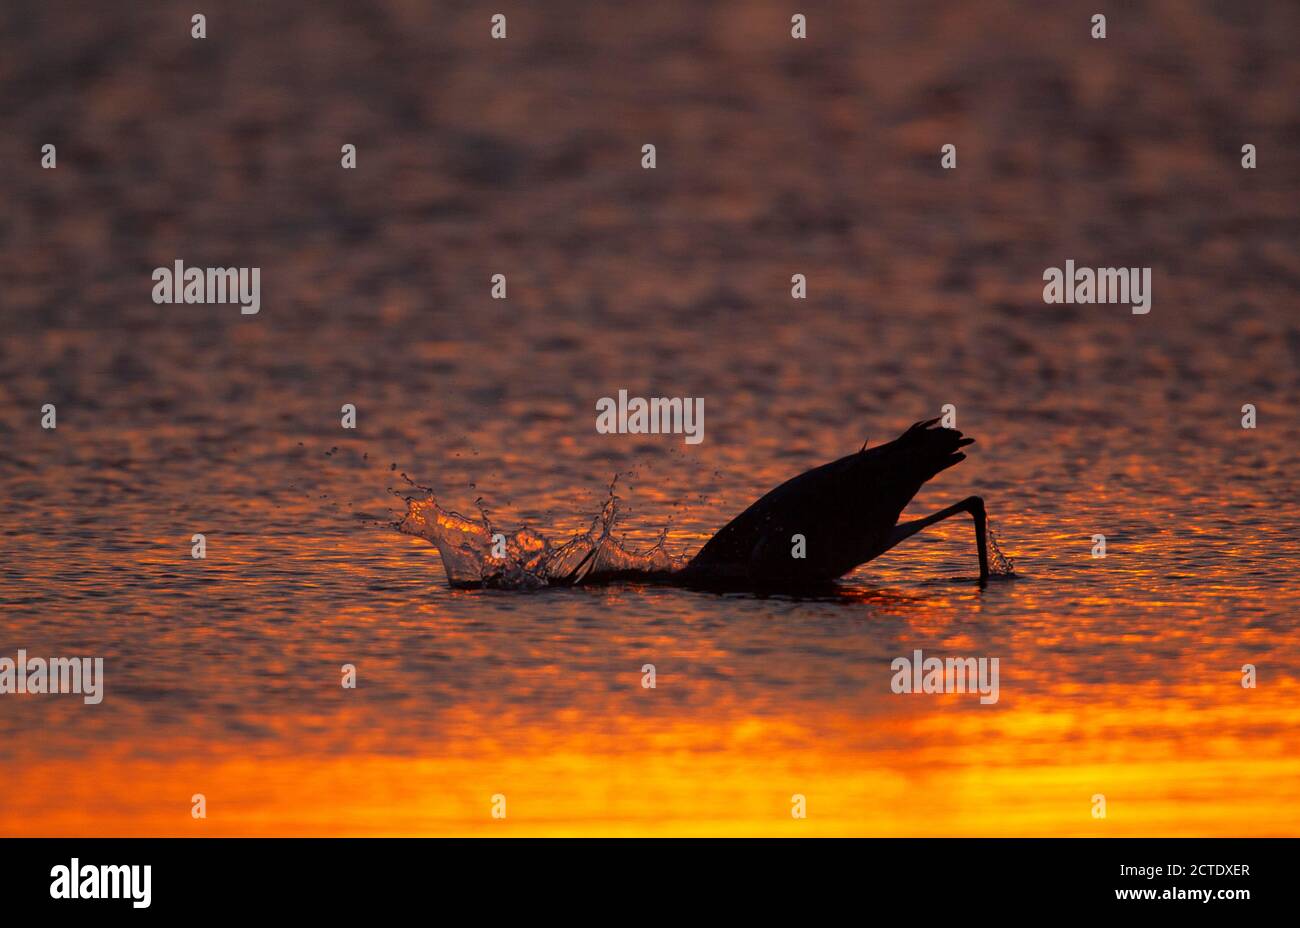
[
  {"x1": 986, "y1": 519, "x2": 1016, "y2": 576},
  {"x1": 396, "y1": 477, "x2": 688, "y2": 589}
]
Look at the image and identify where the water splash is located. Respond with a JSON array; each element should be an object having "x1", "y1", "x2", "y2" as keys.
[
  {"x1": 987, "y1": 519, "x2": 1017, "y2": 577},
  {"x1": 396, "y1": 477, "x2": 688, "y2": 589}
]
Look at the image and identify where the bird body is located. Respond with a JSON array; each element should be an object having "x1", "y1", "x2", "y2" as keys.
[{"x1": 678, "y1": 419, "x2": 987, "y2": 588}]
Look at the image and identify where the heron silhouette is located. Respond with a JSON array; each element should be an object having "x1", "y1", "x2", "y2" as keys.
[{"x1": 676, "y1": 418, "x2": 989, "y2": 589}]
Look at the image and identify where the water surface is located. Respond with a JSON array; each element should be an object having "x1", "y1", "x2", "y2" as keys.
[{"x1": 1, "y1": 0, "x2": 1298, "y2": 835}]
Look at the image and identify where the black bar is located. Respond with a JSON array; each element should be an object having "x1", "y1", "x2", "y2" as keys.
[{"x1": 0, "y1": 838, "x2": 1284, "y2": 916}]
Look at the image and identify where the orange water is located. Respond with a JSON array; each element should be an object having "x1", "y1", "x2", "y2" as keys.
[{"x1": 1, "y1": 0, "x2": 1298, "y2": 836}]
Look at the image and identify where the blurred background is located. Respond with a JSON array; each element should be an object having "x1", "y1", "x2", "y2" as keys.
[{"x1": 1, "y1": 0, "x2": 1297, "y2": 835}]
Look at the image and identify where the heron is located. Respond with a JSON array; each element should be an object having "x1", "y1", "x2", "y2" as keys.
[{"x1": 676, "y1": 418, "x2": 989, "y2": 589}]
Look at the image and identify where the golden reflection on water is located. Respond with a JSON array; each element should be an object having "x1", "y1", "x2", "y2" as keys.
[
  {"x1": 8, "y1": 681, "x2": 1300, "y2": 836},
  {"x1": 6, "y1": 485, "x2": 1300, "y2": 838}
]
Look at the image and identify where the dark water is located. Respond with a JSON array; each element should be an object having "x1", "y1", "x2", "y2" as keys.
[{"x1": 1, "y1": 0, "x2": 1298, "y2": 834}]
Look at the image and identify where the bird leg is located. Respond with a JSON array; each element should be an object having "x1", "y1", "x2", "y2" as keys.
[{"x1": 884, "y1": 496, "x2": 988, "y2": 582}]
